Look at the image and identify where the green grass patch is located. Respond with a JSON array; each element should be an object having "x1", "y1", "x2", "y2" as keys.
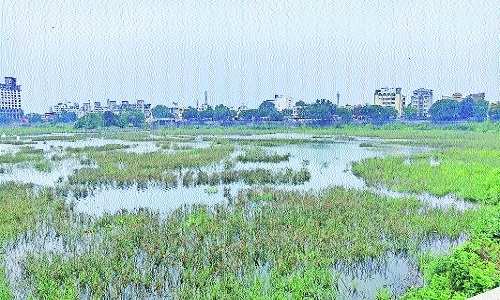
[
  {"x1": 68, "y1": 145, "x2": 234, "y2": 188},
  {"x1": 236, "y1": 147, "x2": 291, "y2": 163},
  {"x1": 0, "y1": 183, "x2": 67, "y2": 298},
  {"x1": 352, "y1": 148, "x2": 500, "y2": 204}
]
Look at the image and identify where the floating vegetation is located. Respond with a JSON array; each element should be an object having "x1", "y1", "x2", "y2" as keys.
[
  {"x1": 0, "y1": 140, "x2": 36, "y2": 145},
  {"x1": 204, "y1": 186, "x2": 218, "y2": 194},
  {"x1": 236, "y1": 147, "x2": 291, "y2": 163},
  {"x1": 30, "y1": 134, "x2": 91, "y2": 142},
  {"x1": 352, "y1": 148, "x2": 500, "y2": 204},
  {"x1": 156, "y1": 142, "x2": 193, "y2": 150}
]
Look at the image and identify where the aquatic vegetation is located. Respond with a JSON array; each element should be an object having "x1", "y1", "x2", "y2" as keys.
[
  {"x1": 403, "y1": 206, "x2": 500, "y2": 299},
  {"x1": 6, "y1": 186, "x2": 478, "y2": 299},
  {"x1": 0, "y1": 147, "x2": 45, "y2": 165},
  {"x1": 65, "y1": 144, "x2": 131, "y2": 154},
  {"x1": 359, "y1": 142, "x2": 375, "y2": 147},
  {"x1": 0, "y1": 183, "x2": 67, "y2": 297},
  {"x1": 236, "y1": 147, "x2": 291, "y2": 163},
  {"x1": 30, "y1": 134, "x2": 93, "y2": 142},
  {"x1": 182, "y1": 167, "x2": 311, "y2": 186},
  {"x1": 0, "y1": 124, "x2": 499, "y2": 298},
  {"x1": 352, "y1": 148, "x2": 500, "y2": 204},
  {"x1": 67, "y1": 145, "x2": 234, "y2": 188}
]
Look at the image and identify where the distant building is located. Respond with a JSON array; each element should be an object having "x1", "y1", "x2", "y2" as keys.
[
  {"x1": 93, "y1": 102, "x2": 103, "y2": 112},
  {"x1": 267, "y1": 95, "x2": 293, "y2": 111},
  {"x1": 107, "y1": 99, "x2": 118, "y2": 112},
  {"x1": 442, "y1": 92, "x2": 463, "y2": 101},
  {"x1": 441, "y1": 92, "x2": 485, "y2": 102},
  {"x1": 46, "y1": 98, "x2": 153, "y2": 120},
  {"x1": 374, "y1": 87, "x2": 406, "y2": 115},
  {"x1": 410, "y1": 88, "x2": 433, "y2": 118},
  {"x1": 50, "y1": 101, "x2": 79, "y2": 115},
  {"x1": 0, "y1": 77, "x2": 23, "y2": 120},
  {"x1": 468, "y1": 93, "x2": 485, "y2": 101}
]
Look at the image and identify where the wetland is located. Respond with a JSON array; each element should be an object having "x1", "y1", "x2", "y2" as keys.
[{"x1": 0, "y1": 125, "x2": 498, "y2": 299}]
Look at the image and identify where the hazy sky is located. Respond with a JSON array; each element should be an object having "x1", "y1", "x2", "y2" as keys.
[{"x1": 1, "y1": 0, "x2": 499, "y2": 113}]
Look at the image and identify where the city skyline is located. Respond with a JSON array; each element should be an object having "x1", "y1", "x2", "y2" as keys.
[{"x1": 1, "y1": 1, "x2": 499, "y2": 114}]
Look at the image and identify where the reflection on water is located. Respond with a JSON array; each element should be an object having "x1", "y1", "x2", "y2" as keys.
[
  {"x1": 0, "y1": 159, "x2": 83, "y2": 187},
  {"x1": 73, "y1": 183, "x2": 228, "y2": 217},
  {"x1": 334, "y1": 250, "x2": 424, "y2": 300},
  {"x1": 70, "y1": 140, "x2": 435, "y2": 216}
]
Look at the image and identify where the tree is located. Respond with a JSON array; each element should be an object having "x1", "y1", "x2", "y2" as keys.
[
  {"x1": 459, "y1": 97, "x2": 475, "y2": 120},
  {"x1": 354, "y1": 105, "x2": 397, "y2": 124},
  {"x1": 259, "y1": 101, "x2": 277, "y2": 112},
  {"x1": 0, "y1": 114, "x2": 12, "y2": 125},
  {"x1": 238, "y1": 109, "x2": 260, "y2": 121},
  {"x1": 74, "y1": 113, "x2": 103, "y2": 129},
  {"x1": 336, "y1": 107, "x2": 352, "y2": 123},
  {"x1": 259, "y1": 101, "x2": 284, "y2": 121},
  {"x1": 56, "y1": 110, "x2": 77, "y2": 123},
  {"x1": 473, "y1": 99, "x2": 489, "y2": 122},
  {"x1": 489, "y1": 103, "x2": 500, "y2": 121},
  {"x1": 298, "y1": 99, "x2": 336, "y2": 121},
  {"x1": 27, "y1": 113, "x2": 43, "y2": 124},
  {"x1": 151, "y1": 105, "x2": 174, "y2": 118},
  {"x1": 182, "y1": 108, "x2": 199, "y2": 120},
  {"x1": 403, "y1": 105, "x2": 418, "y2": 120},
  {"x1": 103, "y1": 111, "x2": 119, "y2": 127},
  {"x1": 211, "y1": 104, "x2": 236, "y2": 121},
  {"x1": 429, "y1": 100, "x2": 460, "y2": 122},
  {"x1": 119, "y1": 109, "x2": 145, "y2": 127}
]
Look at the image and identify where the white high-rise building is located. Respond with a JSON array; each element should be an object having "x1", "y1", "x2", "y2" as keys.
[
  {"x1": 411, "y1": 88, "x2": 433, "y2": 118},
  {"x1": 0, "y1": 77, "x2": 23, "y2": 119},
  {"x1": 268, "y1": 95, "x2": 293, "y2": 111},
  {"x1": 374, "y1": 87, "x2": 406, "y2": 116}
]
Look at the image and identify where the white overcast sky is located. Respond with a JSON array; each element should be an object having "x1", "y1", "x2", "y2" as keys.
[{"x1": 1, "y1": 0, "x2": 499, "y2": 113}]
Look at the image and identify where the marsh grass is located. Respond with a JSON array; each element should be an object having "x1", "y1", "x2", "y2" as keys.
[
  {"x1": 67, "y1": 145, "x2": 234, "y2": 188},
  {"x1": 0, "y1": 140, "x2": 36, "y2": 145},
  {"x1": 353, "y1": 148, "x2": 500, "y2": 204},
  {"x1": 65, "y1": 144, "x2": 131, "y2": 154},
  {"x1": 9, "y1": 186, "x2": 478, "y2": 299},
  {"x1": 236, "y1": 147, "x2": 291, "y2": 163},
  {"x1": 182, "y1": 167, "x2": 311, "y2": 186},
  {"x1": 0, "y1": 183, "x2": 67, "y2": 298}
]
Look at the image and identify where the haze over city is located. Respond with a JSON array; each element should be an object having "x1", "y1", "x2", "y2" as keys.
[{"x1": 1, "y1": 0, "x2": 499, "y2": 114}]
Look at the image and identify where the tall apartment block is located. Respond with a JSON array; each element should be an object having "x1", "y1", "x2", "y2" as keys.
[
  {"x1": 373, "y1": 87, "x2": 405, "y2": 115},
  {"x1": 411, "y1": 88, "x2": 433, "y2": 118},
  {"x1": 0, "y1": 77, "x2": 23, "y2": 120}
]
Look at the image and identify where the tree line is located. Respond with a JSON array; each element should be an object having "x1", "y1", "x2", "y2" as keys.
[{"x1": 23, "y1": 97, "x2": 500, "y2": 129}]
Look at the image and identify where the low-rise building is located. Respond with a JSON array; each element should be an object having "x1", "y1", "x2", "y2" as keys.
[{"x1": 442, "y1": 92, "x2": 463, "y2": 101}]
